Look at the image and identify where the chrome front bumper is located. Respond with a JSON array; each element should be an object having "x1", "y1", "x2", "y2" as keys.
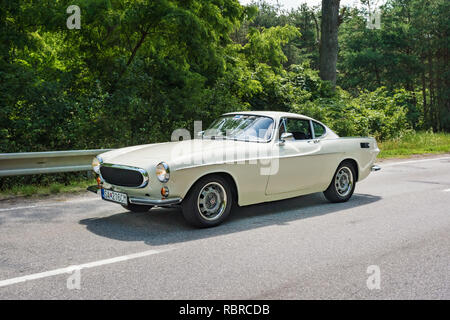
[
  {"x1": 87, "y1": 185, "x2": 182, "y2": 206},
  {"x1": 128, "y1": 196, "x2": 182, "y2": 206}
]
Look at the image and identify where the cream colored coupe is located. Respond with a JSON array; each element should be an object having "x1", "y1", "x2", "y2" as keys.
[{"x1": 89, "y1": 111, "x2": 380, "y2": 227}]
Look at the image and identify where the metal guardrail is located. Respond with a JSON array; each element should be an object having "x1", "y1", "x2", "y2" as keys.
[{"x1": 0, "y1": 149, "x2": 112, "y2": 177}]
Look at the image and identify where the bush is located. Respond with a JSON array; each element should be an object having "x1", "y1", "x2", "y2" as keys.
[
  {"x1": 49, "y1": 183, "x2": 62, "y2": 194},
  {"x1": 291, "y1": 87, "x2": 411, "y2": 141}
]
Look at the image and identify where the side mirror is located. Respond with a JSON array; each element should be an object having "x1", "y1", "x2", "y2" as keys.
[
  {"x1": 278, "y1": 132, "x2": 294, "y2": 146},
  {"x1": 196, "y1": 131, "x2": 204, "y2": 138}
]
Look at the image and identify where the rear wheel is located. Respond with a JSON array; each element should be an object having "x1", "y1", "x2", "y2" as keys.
[
  {"x1": 323, "y1": 161, "x2": 356, "y2": 203},
  {"x1": 182, "y1": 175, "x2": 233, "y2": 228},
  {"x1": 121, "y1": 203, "x2": 153, "y2": 213}
]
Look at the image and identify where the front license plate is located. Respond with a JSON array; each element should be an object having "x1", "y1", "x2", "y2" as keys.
[{"x1": 101, "y1": 189, "x2": 128, "y2": 205}]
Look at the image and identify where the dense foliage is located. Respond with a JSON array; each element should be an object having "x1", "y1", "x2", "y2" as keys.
[{"x1": 0, "y1": 0, "x2": 449, "y2": 156}]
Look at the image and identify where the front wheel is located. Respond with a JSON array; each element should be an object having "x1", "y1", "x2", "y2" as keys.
[
  {"x1": 323, "y1": 161, "x2": 356, "y2": 203},
  {"x1": 182, "y1": 175, "x2": 233, "y2": 228}
]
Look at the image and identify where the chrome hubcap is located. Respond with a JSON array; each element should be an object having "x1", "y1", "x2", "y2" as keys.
[
  {"x1": 197, "y1": 182, "x2": 227, "y2": 220},
  {"x1": 335, "y1": 166, "x2": 353, "y2": 197}
]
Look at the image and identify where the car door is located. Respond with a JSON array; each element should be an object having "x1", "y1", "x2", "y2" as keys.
[{"x1": 265, "y1": 117, "x2": 326, "y2": 195}]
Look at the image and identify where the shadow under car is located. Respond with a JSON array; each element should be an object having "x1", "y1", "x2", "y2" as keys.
[{"x1": 79, "y1": 192, "x2": 381, "y2": 246}]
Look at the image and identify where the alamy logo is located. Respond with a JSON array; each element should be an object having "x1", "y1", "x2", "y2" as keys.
[
  {"x1": 169, "y1": 121, "x2": 280, "y2": 176},
  {"x1": 66, "y1": 5, "x2": 81, "y2": 29},
  {"x1": 367, "y1": 10, "x2": 381, "y2": 29},
  {"x1": 67, "y1": 267, "x2": 81, "y2": 290},
  {"x1": 366, "y1": 265, "x2": 381, "y2": 290}
]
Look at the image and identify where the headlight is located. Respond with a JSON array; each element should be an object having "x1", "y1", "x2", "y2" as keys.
[
  {"x1": 91, "y1": 156, "x2": 102, "y2": 174},
  {"x1": 156, "y1": 162, "x2": 170, "y2": 183}
]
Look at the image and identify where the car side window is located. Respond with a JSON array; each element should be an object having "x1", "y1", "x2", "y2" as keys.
[
  {"x1": 283, "y1": 118, "x2": 312, "y2": 140},
  {"x1": 312, "y1": 121, "x2": 326, "y2": 138}
]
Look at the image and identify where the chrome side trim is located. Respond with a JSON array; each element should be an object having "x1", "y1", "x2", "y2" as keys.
[
  {"x1": 99, "y1": 163, "x2": 149, "y2": 188},
  {"x1": 310, "y1": 120, "x2": 315, "y2": 139},
  {"x1": 128, "y1": 197, "x2": 182, "y2": 206},
  {"x1": 371, "y1": 165, "x2": 381, "y2": 171}
]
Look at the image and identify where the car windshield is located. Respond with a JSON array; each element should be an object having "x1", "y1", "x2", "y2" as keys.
[{"x1": 203, "y1": 115, "x2": 274, "y2": 142}]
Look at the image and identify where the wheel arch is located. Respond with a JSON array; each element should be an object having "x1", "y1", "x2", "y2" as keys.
[
  {"x1": 183, "y1": 171, "x2": 239, "y2": 205},
  {"x1": 339, "y1": 158, "x2": 359, "y2": 182}
]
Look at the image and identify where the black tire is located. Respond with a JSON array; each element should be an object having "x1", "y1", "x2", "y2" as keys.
[
  {"x1": 323, "y1": 161, "x2": 356, "y2": 203},
  {"x1": 182, "y1": 175, "x2": 234, "y2": 228},
  {"x1": 121, "y1": 203, "x2": 153, "y2": 213}
]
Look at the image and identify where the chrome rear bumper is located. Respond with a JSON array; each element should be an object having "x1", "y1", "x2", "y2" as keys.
[{"x1": 371, "y1": 165, "x2": 381, "y2": 171}]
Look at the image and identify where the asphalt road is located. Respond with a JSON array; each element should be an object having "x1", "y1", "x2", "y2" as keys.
[{"x1": 0, "y1": 156, "x2": 449, "y2": 299}]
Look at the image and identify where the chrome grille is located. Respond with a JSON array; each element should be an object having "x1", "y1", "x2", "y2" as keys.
[{"x1": 100, "y1": 164, "x2": 148, "y2": 188}]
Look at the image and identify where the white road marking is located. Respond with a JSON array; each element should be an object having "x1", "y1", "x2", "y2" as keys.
[
  {"x1": 0, "y1": 205, "x2": 37, "y2": 212},
  {"x1": 380, "y1": 156, "x2": 450, "y2": 167},
  {"x1": 0, "y1": 248, "x2": 172, "y2": 288}
]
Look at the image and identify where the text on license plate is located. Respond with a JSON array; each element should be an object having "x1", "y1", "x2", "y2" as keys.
[{"x1": 102, "y1": 189, "x2": 128, "y2": 205}]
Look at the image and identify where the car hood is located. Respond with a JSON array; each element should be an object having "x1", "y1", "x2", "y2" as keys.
[{"x1": 99, "y1": 139, "x2": 269, "y2": 170}]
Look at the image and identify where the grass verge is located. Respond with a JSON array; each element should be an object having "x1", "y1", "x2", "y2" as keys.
[
  {"x1": 378, "y1": 131, "x2": 450, "y2": 159},
  {"x1": 0, "y1": 178, "x2": 96, "y2": 200}
]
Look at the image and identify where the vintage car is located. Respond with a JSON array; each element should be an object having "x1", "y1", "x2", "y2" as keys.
[{"x1": 88, "y1": 111, "x2": 380, "y2": 227}]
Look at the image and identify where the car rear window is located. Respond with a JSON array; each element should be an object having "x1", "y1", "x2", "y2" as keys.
[{"x1": 313, "y1": 121, "x2": 326, "y2": 138}]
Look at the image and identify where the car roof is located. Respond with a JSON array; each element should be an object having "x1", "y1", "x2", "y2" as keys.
[{"x1": 223, "y1": 111, "x2": 314, "y2": 121}]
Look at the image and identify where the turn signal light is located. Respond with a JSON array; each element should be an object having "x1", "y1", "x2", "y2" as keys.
[{"x1": 161, "y1": 186, "x2": 169, "y2": 198}]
